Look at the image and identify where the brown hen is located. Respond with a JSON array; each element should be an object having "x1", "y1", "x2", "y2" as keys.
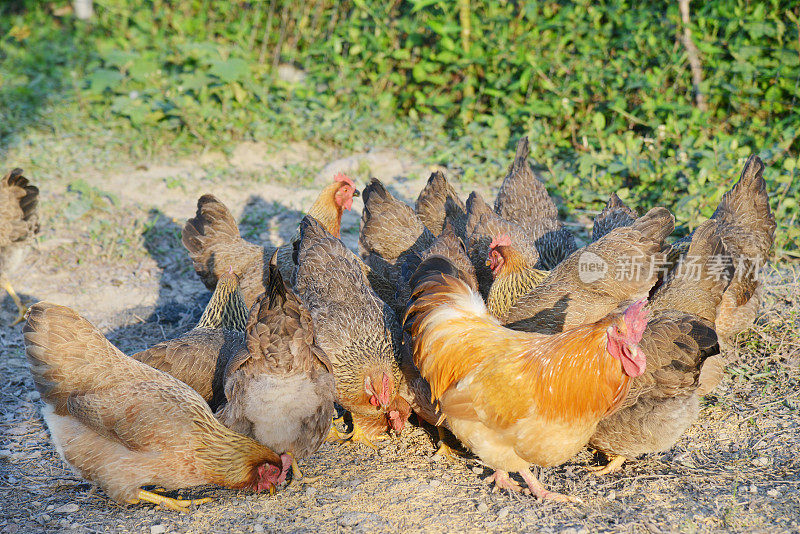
[
  {"x1": 182, "y1": 173, "x2": 359, "y2": 308},
  {"x1": 589, "y1": 220, "x2": 733, "y2": 474},
  {"x1": 217, "y1": 252, "x2": 335, "y2": 481},
  {"x1": 25, "y1": 302, "x2": 291, "y2": 512},
  {"x1": 0, "y1": 168, "x2": 39, "y2": 325},
  {"x1": 359, "y1": 178, "x2": 435, "y2": 310}
]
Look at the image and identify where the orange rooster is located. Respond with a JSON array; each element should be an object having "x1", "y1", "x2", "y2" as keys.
[{"x1": 405, "y1": 255, "x2": 649, "y2": 501}]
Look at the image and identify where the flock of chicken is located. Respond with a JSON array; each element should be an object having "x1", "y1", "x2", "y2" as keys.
[{"x1": 1, "y1": 136, "x2": 776, "y2": 510}]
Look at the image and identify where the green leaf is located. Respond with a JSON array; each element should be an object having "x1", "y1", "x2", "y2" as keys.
[{"x1": 209, "y1": 58, "x2": 250, "y2": 83}]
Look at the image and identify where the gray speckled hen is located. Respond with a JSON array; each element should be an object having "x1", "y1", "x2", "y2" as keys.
[
  {"x1": 493, "y1": 137, "x2": 577, "y2": 268},
  {"x1": 294, "y1": 216, "x2": 410, "y2": 446}
]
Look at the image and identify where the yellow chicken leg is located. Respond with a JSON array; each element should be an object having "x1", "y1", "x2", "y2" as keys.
[
  {"x1": 433, "y1": 427, "x2": 466, "y2": 460},
  {"x1": 133, "y1": 489, "x2": 213, "y2": 513},
  {"x1": 1, "y1": 275, "x2": 27, "y2": 326},
  {"x1": 337, "y1": 421, "x2": 378, "y2": 450},
  {"x1": 288, "y1": 453, "x2": 321, "y2": 485},
  {"x1": 587, "y1": 454, "x2": 627, "y2": 476},
  {"x1": 325, "y1": 419, "x2": 351, "y2": 442}
]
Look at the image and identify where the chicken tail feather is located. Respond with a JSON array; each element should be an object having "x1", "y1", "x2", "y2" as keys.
[
  {"x1": 23, "y1": 302, "x2": 129, "y2": 412},
  {"x1": 182, "y1": 195, "x2": 246, "y2": 289}
]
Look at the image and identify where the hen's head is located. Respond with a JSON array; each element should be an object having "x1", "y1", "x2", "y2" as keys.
[
  {"x1": 253, "y1": 453, "x2": 292, "y2": 493},
  {"x1": 364, "y1": 371, "x2": 393, "y2": 410},
  {"x1": 386, "y1": 395, "x2": 412, "y2": 433},
  {"x1": 487, "y1": 234, "x2": 512, "y2": 277},
  {"x1": 333, "y1": 172, "x2": 359, "y2": 211},
  {"x1": 606, "y1": 299, "x2": 649, "y2": 377}
]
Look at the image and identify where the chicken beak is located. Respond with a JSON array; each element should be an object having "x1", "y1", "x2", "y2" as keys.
[{"x1": 352, "y1": 189, "x2": 361, "y2": 198}]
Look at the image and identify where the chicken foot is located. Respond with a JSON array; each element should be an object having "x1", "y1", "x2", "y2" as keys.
[
  {"x1": 336, "y1": 421, "x2": 378, "y2": 450},
  {"x1": 587, "y1": 454, "x2": 626, "y2": 476},
  {"x1": 519, "y1": 468, "x2": 582, "y2": 503},
  {"x1": 484, "y1": 470, "x2": 525, "y2": 493},
  {"x1": 433, "y1": 427, "x2": 467, "y2": 460},
  {"x1": 1, "y1": 274, "x2": 27, "y2": 326},
  {"x1": 133, "y1": 489, "x2": 213, "y2": 513},
  {"x1": 287, "y1": 453, "x2": 321, "y2": 485}
]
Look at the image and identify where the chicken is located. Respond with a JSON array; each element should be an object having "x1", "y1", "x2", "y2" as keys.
[
  {"x1": 182, "y1": 173, "x2": 359, "y2": 308},
  {"x1": 415, "y1": 171, "x2": 467, "y2": 239},
  {"x1": 699, "y1": 155, "x2": 776, "y2": 347},
  {"x1": 24, "y1": 302, "x2": 291, "y2": 512},
  {"x1": 598, "y1": 156, "x2": 776, "y2": 348},
  {"x1": 131, "y1": 268, "x2": 248, "y2": 409},
  {"x1": 293, "y1": 216, "x2": 409, "y2": 446},
  {"x1": 465, "y1": 191, "x2": 544, "y2": 298},
  {"x1": 359, "y1": 178, "x2": 434, "y2": 309},
  {"x1": 588, "y1": 220, "x2": 732, "y2": 474},
  {"x1": 404, "y1": 255, "x2": 650, "y2": 501},
  {"x1": 485, "y1": 234, "x2": 549, "y2": 322},
  {"x1": 592, "y1": 193, "x2": 638, "y2": 242},
  {"x1": 493, "y1": 137, "x2": 577, "y2": 268},
  {"x1": 217, "y1": 251, "x2": 336, "y2": 481},
  {"x1": 0, "y1": 168, "x2": 39, "y2": 325},
  {"x1": 503, "y1": 207, "x2": 674, "y2": 333}
]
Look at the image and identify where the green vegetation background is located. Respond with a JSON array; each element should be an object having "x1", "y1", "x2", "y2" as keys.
[{"x1": 1, "y1": 0, "x2": 798, "y2": 258}]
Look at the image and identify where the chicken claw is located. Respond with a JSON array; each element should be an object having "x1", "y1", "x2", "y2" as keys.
[
  {"x1": 133, "y1": 489, "x2": 212, "y2": 513},
  {"x1": 519, "y1": 468, "x2": 582, "y2": 503},
  {"x1": 337, "y1": 422, "x2": 378, "y2": 450},
  {"x1": 433, "y1": 427, "x2": 467, "y2": 460},
  {"x1": 1, "y1": 275, "x2": 27, "y2": 326},
  {"x1": 288, "y1": 453, "x2": 321, "y2": 485},
  {"x1": 483, "y1": 470, "x2": 524, "y2": 494},
  {"x1": 587, "y1": 455, "x2": 626, "y2": 476}
]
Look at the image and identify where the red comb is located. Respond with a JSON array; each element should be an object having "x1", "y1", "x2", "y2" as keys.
[
  {"x1": 490, "y1": 234, "x2": 511, "y2": 249},
  {"x1": 333, "y1": 172, "x2": 354, "y2": 188},
  {"x1": 623, "y1": 299, "x2": 650, "y2": 343}
]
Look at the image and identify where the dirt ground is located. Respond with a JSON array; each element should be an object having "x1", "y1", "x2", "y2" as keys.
[{"x1": 0, "y1": 142, "x2": 798, "y2": 533}]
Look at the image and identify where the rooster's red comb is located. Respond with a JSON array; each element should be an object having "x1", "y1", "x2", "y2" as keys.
[
  {"x1": 333, "y1": 172, "x2": 354, "y2": 188},
  {"x1": 490, "y1": 234, "x2": 511, "y2": 250},
  {"x1": 623, "y1": 299, "x2": 650, "y2": 343}
]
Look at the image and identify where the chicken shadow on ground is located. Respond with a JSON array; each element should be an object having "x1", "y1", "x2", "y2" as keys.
[{"x1": 106, "y1": 196, "x2": 305, "y2": 354}]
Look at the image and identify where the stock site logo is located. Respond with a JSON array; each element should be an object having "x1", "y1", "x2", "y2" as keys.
[{"x1": 578, "y1": 251, "x2": 608, "y2": 283}]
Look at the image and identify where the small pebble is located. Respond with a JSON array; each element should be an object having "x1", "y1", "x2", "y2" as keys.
[
  {"x1": 607, "y1": 490, "x2": 616, "y2": 500},
  {"x1": 305, "y1": 486, "x2": 317, "y2": 498},
  {"x1": 752, "y1": 457, "x2": 770, "y2": 467},
  {"x1": 29, "y1": 501, "x2": 41, "y2": 508},
  {"x1": 39, "y1": 514, "x2": 51, "y2": 523},
  {"x1": 253, "y1": 525, "x2": 264, "y2": 533},
  {"x1": 577, "y1": 528, "x2": 590, "y2": 534},
  {"x1": 749, "y1": 484, "x2": 758, "y2": 494},
  {"x1": 477, "y1": 502, "x2": 489, "y2": 513},
  {"x1": 767, "y1": 489, "x2": 780, "y2": 497},
  {"x1": 46, "y1": 505, "x2": 54, "y2": 511},
  {"x1": 471, "y1": 467, "x2": 483, "y2": 475},
  {"x1": 27, "y1": 390, "x2": 40, "y2": 401},
  {"x1": 0, "y1": 450, "x2": 12, "y2": 459},
  {"x1": 429, "y1": 479, "x2": 441, "y2": 488},
  {"x1": 150, "y1": 525, "x2": 167, "y2": 534},
  {"x1": 54, "y1": 504, "x2": 79, "y2": 514},
  {"x1": 497, "y1": 506, "x2": 511, "y2": 519}
]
